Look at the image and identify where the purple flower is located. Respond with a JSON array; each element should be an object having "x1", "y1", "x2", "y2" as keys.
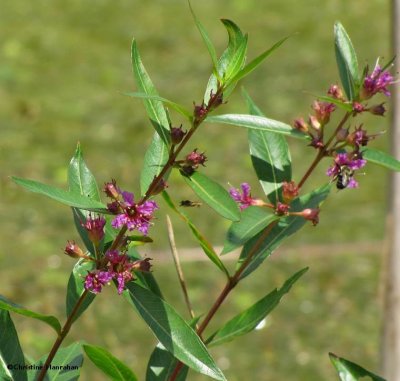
[
  {"x1": 362, "y1": 62, "x2": 394, "y2": 99},
  {"x1": 110, "y1": 191, "x2": 158, "y2": 235},
  {"x1": 229, "y1": 183, "x2": 259, "y2": 210},
  {"x1": 84, "y1": 270, "x2": 113, "y2": 294}
]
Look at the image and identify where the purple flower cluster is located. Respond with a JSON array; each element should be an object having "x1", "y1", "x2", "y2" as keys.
[
  {"x1": 229, "y1": 183, "x2": 260, "y2": 210},
  {"x1": 362, "y1": 63, "x2": 394, "y2": 99},
  {"x1": 84, "y1": 250, "x2": 151, "y2": 295},
  {"x1": 326, "y1": 152, "x2": 366, "y2": 188},
  {"x1": 104, "y1": 181, "x2": 158, "y2": 235}
]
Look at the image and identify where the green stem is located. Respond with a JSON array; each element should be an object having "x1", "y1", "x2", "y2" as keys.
[{"x1": 36, "y1": 290, "x2": 89, "y2": 381}]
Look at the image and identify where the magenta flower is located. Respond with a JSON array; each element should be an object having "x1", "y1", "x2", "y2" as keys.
[
  {"x1": 362, "y1": 62, "x2": 394, "y2": 99},
  {"x1": 110, "y1": 191, "x2": 158, "y2": 235},
  {"x1": 229, "y1": 183, "x2": 260, "y2": 210},
  {"x1": 84, "y1": 270, "x2": 113, "y2": 294}
]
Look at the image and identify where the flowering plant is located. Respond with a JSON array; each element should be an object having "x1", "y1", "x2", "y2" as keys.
[{"x1": 2, "y1": 7, "x2": 399, "y2": 381}]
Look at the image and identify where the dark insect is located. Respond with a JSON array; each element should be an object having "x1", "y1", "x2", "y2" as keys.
[
  {"x1": 336, "y1": 165, "x2": 354, "y2": 189},
  {"x1": 179, "y1": 200, "x2": 202, "y2": 207}
]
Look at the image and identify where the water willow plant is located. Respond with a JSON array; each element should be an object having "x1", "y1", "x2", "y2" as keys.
[{"x1": 3, "y1": 10, "x2": 399, "y2": 381}]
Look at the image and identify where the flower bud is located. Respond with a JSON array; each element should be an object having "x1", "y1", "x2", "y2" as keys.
[
  {"x1": 300, "y1": 208, "x2": 320, "y2": 226},
  {"x1": 64, "y1": 241, "x2": 85, "y2": 258},
  {"x1": 369, "y1": 103, "x2": 386, "y2": 116},
  {"x1": 104, "y1": 179, "x2": 120, "y2": 199},
  {"x1": 312, "y1": 101, "x2": 336, "y2": 125},
  {"x1": 171, "y1": 126, "x2": 187, "y2": 145},
  {"x1": 309, "y1": 115, "x2": 321, "y2": 131},
  {"x1": 282, "y1": 181, "x2": 299, "y2": 203},
  {"x1": 275, "y1": 202, "x2": 290, "y2": 216},
  {"x1": 83, "y1": 215, "x2": 106, "y2": 244},
  {"x1": 193, "y1": 102, "x2": 207, "y2": 122},
  {"x1": 150, "y1": 178, "x2": 168, "y2": 196},
  {"x1": 185, "y1": 149, "x2": 207, "y2": 168},
  {"x1": 293, "y1": 118, "x2": 309, "y2": 133},
  {"x1": 352, "y1": 102, "x2": 365, "y2": 113},
  {"x1": 327, "y1": 84, "x2": 344, "y2": 100},
  {"x1": 336, "y1": 127, "x2": 349, "y2": 142},
  {"x1": 131, "y1": 257, "x2": 152, "y2": 272}
]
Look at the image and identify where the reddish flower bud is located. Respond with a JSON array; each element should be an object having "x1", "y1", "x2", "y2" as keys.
[
  {"x1": 107, "y1": 201, "x2": 121, "y2": 214},
  {"x1": 369, "y1": 103, "x2": 386, "y2": 116},
  {"x1": 282, "y1": 181, "x2": 299, "y2": 203},
  {"x1": 104, "y1": 179, "x2": 120, "y2": 199},
  {"x1": 208, "y1": 90, "x2": 224, "y2": 110},
  {"x1": 193, "y1": 102, "x2": 207, "y2": 122},
  {"x1": 171, "y1": 126, "x2": 187, "y2": 145},
  {"x1": 185, "y1": 149, "x2": 207, "y2": 168},
  {"x1": 312, "y1": 101, "x2": 336, "y2": 125},
  {"x1": 309, "y1": 115, "x2": 321, "y2": 131},
  {"x1": 131, "y1": 257, "x2": 152, "y2": 272},
  {"x1": 275, "y1": 202, "x2": 290, "y2": 216},
  {"x1": 64, "y1": 241, "x2": 85, "y2": 258},
  {"x1": 83, "y1": 215, "x2": 106, "y2": 244},
  {"x1": 352, "y1": 102, "x2": 365, "y2": 113},
  {"x1": 327, "y1": 84, "x2": 344, "y2": 100},
  {"x1": 293, "y1": 118, "x2": 309, "y2": 133},
  {"x1": 299, "y1": 208, "x2": 320, "y2": 226}
]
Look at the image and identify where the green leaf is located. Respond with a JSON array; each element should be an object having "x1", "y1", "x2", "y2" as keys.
[
  {"x1": 205, "y1": 114, "x2": 309, "y2": 140},
  {"x1": 27, "y1": 342, "x2": 83, "y2": 381},
  {"x1": 238, "y1": 183, "x2": 331, "y2": 278},
  {"x1": 131, "y1": 39, "x2": 171, "y2": 145},
  {"x1": 0, "y1": 295, "x2": 61, "y2": 335},
  {"x1": 68, "y1": 143, "x2": 101, "y2": 254},
  {"x1": 123, "y1": 283, "x2": 226, "y2": 381},
  {"x1": 362, "y1": 147, "x2": 400, "y2": 171},
  {"x1": 12, "y1": 177, "x2": 108, "y2": 213},
  {"x1": 204, "y1": 19, "x2": 246, "y2": 104},
  {"x1": 68, "y1": 143, "x2": 100, "y2": 200},
  {"x1": 0, "y1": 310, "x2": 27, "y2": 381},
  {"x1": 226, "y1": 36, "x2": 289, "y2": 87},
  {"x1": 83, "y1": 344, "x2": 138, "y2": 381},
  {"x1": 182, "y1": 171, "x2": 240, "y2": 221},
  {"x1": 146, "y1": 343, "x2": 189, "y2": 381},
  {"x1": 243, "y1": 89, "x2": 292, "y2": 203},
  {"x1": 222, "y1": 207, "x2": 279, "y2": 254},
  {"x1": 66, "y1": 260, "x2": 96, "y2": 323},
  {"x1": 162, "y1": 191, "x2": 229, "y2": 275},
  {"x1": 208, "y1": 268, "x2": 308, "y2": 346},
  {"x1": 329, "y1": 353, "x2": 386, "y2": 381},
  {"x1": 189, "y1": 1, "x2": 218, "y2": 71},
  {"x1": 124, "y1": 92, "x2": 192, "y2": 120},
  {"x1": 140, "y1": 132, "x2": 169, "y2": 197},
  {"x1": 224, "y1": 35, "x2": 248, "y2": 82},
  {"x1": 334, "y1": 22, "x2": 360, "y2": 101}
]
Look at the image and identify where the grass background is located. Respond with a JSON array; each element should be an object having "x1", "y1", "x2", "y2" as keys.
[{"x1": 0, "y1": 0, "x2": 393, "y2": 380}]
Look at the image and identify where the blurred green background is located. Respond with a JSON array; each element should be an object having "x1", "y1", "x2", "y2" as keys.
[{"x1": 0, "y1": 0, "x2": 392, "y2": 380}]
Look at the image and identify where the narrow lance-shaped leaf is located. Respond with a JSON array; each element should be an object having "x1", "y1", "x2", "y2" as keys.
[
  {"x1": 226, "y1": 36, "x2": 289, "y2": 87},
  {"x1": 68, "y1": 143, "x2": 102, "y2": 254},
  {"x1": 204, "y1": 19, "x2": 246, "y2": 104},
  {"x1": 12, "y1": 177, "x2": 108, "y2": 213},
  {"x1": 334, "y1": 22, "x2": 360, "y2": 101},
  {"x1": 205, "y1": 114, "x2": 309, "y2": 140},
  {"x1": 243, "y1": 89, "x2": 292, "y2": 203},
  {"x1": 131, "y1": 39, "x2": 171, "y2": 195},
  {"x1": 329, "y1": 353, "x2": 386, "y2": 381},
  {"x1": 238, "y1": 183, "x2": 331, "y2": 279},
  {"x1": 0, "y1": 295, "x2": 61, "y2": 335},
  {"x1": 124, "y1": 92, "x2": 192, "y2": 120},
  {"x1": 146, "y1": 343, "x2": 189, "y2": 381},
  {"x1": 83, "y1": 344, "x2": 138, "y2": 381},
  {"x1": 66, "y1": 260, "x2": 96, "y2": 323},
  {"x1": 27, "y1": 342, "x2": 83, "y2": 381},
  {"x1": 189, "y1": 1, "x2": 218, "y2": 71},
  {"x1": 131, "y1": 39, "x2": 171, "y2": 145},
  {"x1": 362, "y1": 147, "x2": 400, "y2": 171},
  {"x1": 123, "y1": 282, "x2": 226, "y2": 381},
  {"x1": 0, "y1": 310, "x2": 27, "y2": 381},
  {"x1": 207, "y1": 268, "x2": 308, "y2": 346},
  {"x1": 222, "y1": 206, "x2": 280, "y2": 254},
  {"x1": 182, "y1": 171, "x2": 240, "y2": 221},
  {"x1": 162, "y1": 191, "x2": 229, "y2": 276}
]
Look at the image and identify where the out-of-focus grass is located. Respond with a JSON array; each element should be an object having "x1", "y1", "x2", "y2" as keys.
[{"x1": 0, "y1": 0, "x2": 391, "y2": 380}]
